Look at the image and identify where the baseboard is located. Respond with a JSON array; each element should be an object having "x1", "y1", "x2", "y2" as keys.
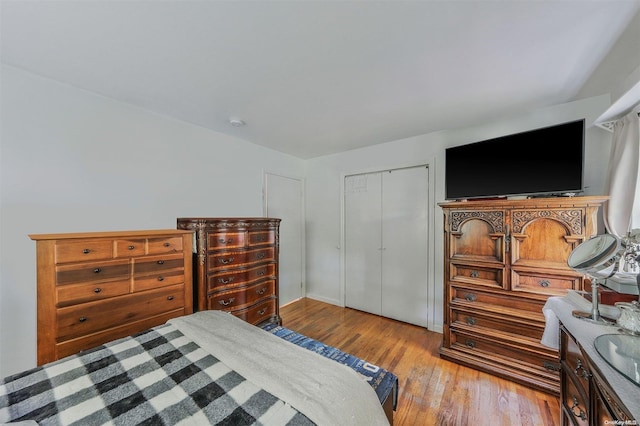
[{"x1": 304, "y1": 293, "x2": 343, "y2": 307}]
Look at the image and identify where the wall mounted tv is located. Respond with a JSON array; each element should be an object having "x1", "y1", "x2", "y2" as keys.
[{"x1": 445, "y1": 119, "x2": 585, "y2": 200}]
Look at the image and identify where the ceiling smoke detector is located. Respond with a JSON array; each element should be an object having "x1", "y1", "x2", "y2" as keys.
[{"x1": 229, "y1": 117, "x2": 246, "y2": 127}]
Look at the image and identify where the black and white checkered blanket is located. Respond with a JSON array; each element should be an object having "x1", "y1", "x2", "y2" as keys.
[{"x1": 0, "y1": 324, "x2": 314, "y2": 425}]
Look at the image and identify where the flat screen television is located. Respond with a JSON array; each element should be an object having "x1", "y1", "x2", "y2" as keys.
[{"x1": 445, "y1": 119, "x2": 585, "y2": 200}]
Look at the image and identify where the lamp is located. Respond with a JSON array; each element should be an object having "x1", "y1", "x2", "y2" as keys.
[{"x1": 567, "y1": 233, "x2": 640, "y2": 324}]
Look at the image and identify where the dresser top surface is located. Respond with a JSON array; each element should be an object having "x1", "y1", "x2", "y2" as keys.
[
  {"x1": 438, "y1": 195, "x2": 609, "y2": 209},
  {"x1": 29, "y1": 229, "x2": 193, "y2": 240}
]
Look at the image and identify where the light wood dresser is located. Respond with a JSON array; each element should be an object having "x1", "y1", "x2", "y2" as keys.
[
  {"x1": 177, "y1": 217, "x2": 281, "y2": 326},
  {"x1": 439, "y1": 196, "x2": 607, "y2": 394},
  {"x1": 30, "y1": 229, "x2": 193, "y2": 365}
]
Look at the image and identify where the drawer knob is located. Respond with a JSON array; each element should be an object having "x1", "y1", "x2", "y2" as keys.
[
  {"x1": 167, "y1": 295, "x2": 174, "y2": 301},
  {"x1": 465, "y1": 316, "x2": 477, "y2": 325},
  {"x1": 543, "y1": 361, "x2": 560, "y2": 372},
  {"x1": 79, "y1": 316, "x2": 87, "y2": 322},
  {"x1": 538, "y1": 280, "x2": 550, "y2": 287},
  {"x1": 258, "y1": 308, "x2": 267, "y2": 315},
  {"x1": 82, "y1": 248, "x2": 91, "y2": 254},
  {"x1": 218, "y1": 238, "x2": 234, "y2": 244},
  {"x1": 257, "y1": 287, "x2": 266, "y2": 295},
  {"x1": 219, "y1": 297, "x2": 235, "y2": 306},
  {"x1": 164, "y1": 242, "x2": 171, "y2": 247},
  {"x1": 158, "y1": 276, "x2": 164, "y2": 282},
  {"x1": 575, "y1": 359, "x2": 591, "y2": 379},
  {"x1": 257, "y1": 270, "x2": 266, "y2": 276},
  {"x1": 256, "y1": 252, "x2": 266, "y2": 260},
  {"x1": 128, "y1": 245, "x2": 135, "y2": 250},
  {"x1": 157, "y1": 260, "x2": 165, "y2": 265},
  {"x1": 219, "y1": 277, "x2": 234, "y2": 284},
  {"x1": 470, "y1": 270, "x2": 479, "y2": 278},
  {"x1": 464, "y1": 293, "x2": 477, "y2": 302},
  {"x1": 93, "y1": 268, "x2": 102, "y2": 274},
  {"x1": 570, "y1": 396, "x2": 587, "y2": 421},
  {"x1": 93, "y1": 288, "x2": 102, "y2": 293},
  {"x1": 219, "y1": 257, "x2": 234, "y2": 265},
  {"x1": 465, "y1": 339, "x2": 476, "y2": 349}
]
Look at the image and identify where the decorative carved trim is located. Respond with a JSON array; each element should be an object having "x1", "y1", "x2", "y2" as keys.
[
  {"x1": 450, "y1": 211, "x2": 504, "y2": 233},
  {"x1": 178, "y1": 219, "x2": 281, "y2": 231},
  {"x1": 511, "y1": 209, "x2": 583, "y2": 234}
]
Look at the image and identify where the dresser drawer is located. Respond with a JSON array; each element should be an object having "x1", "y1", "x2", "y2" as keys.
[
  {"x1": 148, "y1": 236, "x2": 184, "y2": 254},
  {"x1": 57, "y1": 279, "x2": 130, "y2": 307},
  {"x1": 451, "y1": 285, "x2": 545, "y2": 315},
  {"x1": 248, "y1": 231, "x2": 275, "y2": 246},
  {"x1": 512, "y1": 269, "x2": 580, "y2": 297},
  {"x1": 450, "y1": 306, "x2": 545, "y2": 340},
  {"x1": 56, "y1": 284, "x2": 185, "y2": 341},
  {"x1": 55, "y1": 239, "x2": 114, "y2": 263},
  {"x1": 114, "y1": 239, "x2": 146, "y2": 257},
  {"x1": 561, "y1": 371, "x2": 589, "y2": 426},
  {"x1": 208, "y1": 280, "x2": 276, "y2": 310},
  {"x1": 56, "y1": 259, "x2": 130, "y2": 285},
  {"x1": 209, "y1": 247, "x2": 275, "y2": 271},
  {"x1": 208, "y1": 264, "x2": 276, "y2": 290},
  {"x1": 561, "y1": 328, "x2": 591, "y2": 395},
  {"x1": 208, "y1": 232, "x2": 246, "y2": 250},
  {"x1": 133, "y1": 253, "x2": 184, "y2": 275},
  {"x1": 133, "y1": 269, "x2": 185, "y2": 292},
  {"x1": 230, "y1": 298, "x2": 277, "y2": 325},
  {"x1": 450, "y1": 262, "x2": 505, "y2": 289}
]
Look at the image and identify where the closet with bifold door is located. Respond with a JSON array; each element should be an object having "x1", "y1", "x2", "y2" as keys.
[{"x1": 344, "y1": 165, "x2": 429, "y2": 327}]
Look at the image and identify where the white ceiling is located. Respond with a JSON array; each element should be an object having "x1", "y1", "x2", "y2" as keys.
[{"x1": 2, "y1": 1, "x2": 639, "y2": 159}]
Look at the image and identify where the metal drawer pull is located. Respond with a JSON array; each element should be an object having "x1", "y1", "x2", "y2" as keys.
[
  {"x1": 128, "y1": 245, "x2": 135, "y2": 250},
  {"x1": 93, "y1": 268, "x2": 102, "y2": 274},
  {"x1": 83, "y1": 248, "x2": 91, "y2": 254},
  {"x1": 570, "y1": 396, "x2": 587, "y2": 421},
  {"x1": 257, "y1": 270, "x2": 265, "y2": 276},
  {"x1": 464, "y1": 293, "x2": 477, "y2": 302},
  {"x1": 157, "y1": 276, "x2": 164, "y2": 282},
  {"x1": 157, "y1": 260, "x2": 165, "y2": 265},
  {"x1": 465, "y1": 339, "x2": 476, "y2": 349},
  {"x1": 219, "y1": 258, "x2": 234, "y2": 264},
  {"x1": 575, "y1": 359, "x2": 591, "y2": 379},
  {"x1": 79, "y1": 316, "x2": 87, "y2": 322},
  {"x1": 219, "y1": 298, "x2": 235, "y2": 306},
  {"x1": 218, "y1": 238, "x2": 234, "y2": 244},
  {"x1": 167, "y1": 295, "x2": 174, "y2": 301},
  {"x1": 470, "y1": 271, "x2": 479, "y2": 278},
  {"x1": 256, "y1": 252, "x2": 266, "y2": 259},
  {"x1": 257, "y1": 288, "x2": 266, "y2": 295},
  {"x1": 219, "y1": 277, "x2": 234, "y2": 284},
  {"x1": 258, "y1": 308, "x2": 267, "y2": 315},
  {"x1": 465, "y1": 316, "x2": 477, "y2": 325},
  {"x1": 538, "y1": 280, "x2": 550, "y2": 287},
  {"x1": 543, "y1": 361, "x2": 560, "y2": 372},
  {"x1": 163, "y1": 242, "x2": 171, "y2": 247},
  {"x1": 93, "y1": 288, "x2": 102, "y2": 293}
]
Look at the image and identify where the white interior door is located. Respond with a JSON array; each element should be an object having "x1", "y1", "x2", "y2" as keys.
[
  {"x1": 264, "y1": 172, "x2": 304, "y2": 306},
  {"x1": 381, "y1": 166, "x2": 429, "y2": 326},
  {"x1": 345, "y1": 173, "x2": 382, "y2": 313}
]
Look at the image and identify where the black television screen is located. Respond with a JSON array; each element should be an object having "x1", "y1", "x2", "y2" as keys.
[{"x1": 445, "y1": 119, "x2": 585, "y2": 200}]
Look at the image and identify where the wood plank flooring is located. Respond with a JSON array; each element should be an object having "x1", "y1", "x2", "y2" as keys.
[{"x1": 279, "y1": 298, "x2": 561, "y2": 426}]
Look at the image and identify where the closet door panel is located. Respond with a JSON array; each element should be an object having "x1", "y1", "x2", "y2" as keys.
[
  {"x1": 381, "y1": 167, "x2": 429, "y2": 327},
  {"x1": 345, "y1": 173, "x2": 382, "y2": 314}
]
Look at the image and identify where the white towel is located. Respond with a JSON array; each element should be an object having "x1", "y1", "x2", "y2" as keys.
[{"x1": 541, "y1": 301, "x2": 560, "y2": 349}]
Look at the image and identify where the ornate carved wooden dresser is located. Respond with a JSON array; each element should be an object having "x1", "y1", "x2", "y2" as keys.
[
  {"x1": 438, "y1": 196, "x2": 607, "y2": 394},
  {"x1": 30, "y1": 229, "x2": 194, "y2": 365},
  {"x1": 176, "y1": 217, "x2": 281, "y2": 326}
]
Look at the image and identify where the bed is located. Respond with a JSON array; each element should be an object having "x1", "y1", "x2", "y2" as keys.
[{"x1": 0, "y1": 311, "x2": 397, "y2": 425}]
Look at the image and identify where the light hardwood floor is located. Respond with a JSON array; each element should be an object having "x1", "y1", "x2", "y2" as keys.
[{"x1": 279, "y1": 298, "x2": 561, "y2": 426}]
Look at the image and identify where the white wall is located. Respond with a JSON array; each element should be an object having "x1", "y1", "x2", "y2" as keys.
[
  {"x1": 0, "y1": 65, "x2": 305, "y2": 376},
  {"x1": 305, "y1": 94, "x2": 613, "y2": 333}
]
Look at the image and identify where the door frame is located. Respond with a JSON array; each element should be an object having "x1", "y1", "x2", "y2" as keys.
[
  {"x1": 263, "y1": 170, "x2": 306, "y2": 305},
  {"x1": 340, "y1": 159, "x2": 437, "y2": 330}
]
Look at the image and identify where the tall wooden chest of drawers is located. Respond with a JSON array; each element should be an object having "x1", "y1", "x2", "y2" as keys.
[
  {"x1": 30, "y1": 229, "x2": 193, "y2": 365},
  {"x1": 439, "y1": 196, "x2": 607, "y2": 394},
  {"x1": 177, "y1": 217, "x2": 281, "y2": 326}
]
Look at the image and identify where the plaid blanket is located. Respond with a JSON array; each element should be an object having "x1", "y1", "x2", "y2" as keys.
[{"x1": 0, "y1": 324, "x2": 314, "y2": 425}]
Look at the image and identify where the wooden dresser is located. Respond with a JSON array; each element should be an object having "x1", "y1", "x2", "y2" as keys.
[
  {"x1": 439, "y1": 196, "x2": 607, "y2": 394},
  {"x1": 176, "y1": 217, "x2": 281, "y2": 326},
  {"x1": 30, "y1": 229, "x2": 193, "y2": 365}
]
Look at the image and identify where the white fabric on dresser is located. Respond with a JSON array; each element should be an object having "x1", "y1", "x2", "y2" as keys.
[
  {"x1": 542, "y1": 296, "x2": 640, "y2": 420},
  {"x1": 541, "y1": 303, "x2": 561, "y2": 349}
]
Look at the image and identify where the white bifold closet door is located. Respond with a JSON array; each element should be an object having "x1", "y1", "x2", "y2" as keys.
[{"x1": 345, "y1": 166, "x2": 428, "y2": 327}]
